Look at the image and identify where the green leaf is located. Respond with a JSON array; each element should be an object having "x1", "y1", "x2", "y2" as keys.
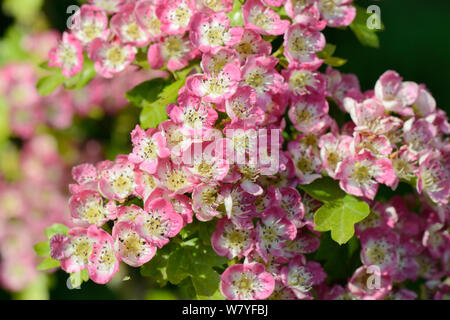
[
  {"x1": 140, "y1": 241, "x2": 177, "y2": 287},
  {"x1": 299, "y1": 177, "x2": 346, "y2": 202},
  {"x1": 349, "y1": 5, "x2": 382, "y2": 48},
  {"x1": 37, "y1": 257, "x2": 60, "y2": 271},
  {"x1": 313, "y1": 232, "x2": 361, "y2": 282},
  {"x1": 33, "y1": 241, "x2": 50, "y2": 257},
  {"x1": 317, "y1": 44, "x2": 347, "y2": 67},
  {"x1": 69, "y1": 269, "x2": 89, "y2": 289},
  {"x1": 134, "y1": 66, "x2": 196, "y2": 129},
  {"x1": 227, "y1": 0, "x2": 243, "y2": 27},
  {"x1": 317, "y1": 44, "x2": 337, "y2": 59},
  {"x1": 323, "y1": 56, "x2": 347, "y2": 67},
  {"x1": 44, "y1": 223, "x2": 69, "y2": 240},
  {"x1": 0, "y1": 97, "x2": 10, "y2": 146},
  {"x1": 314, "y1": 194, "x2": 370, "y2": 244},
  {"x1": 63, "y1": 57, "x2": 96, "y2": 90},
  {"x1": 125, "y1": 78, "x2": 166, "y2": 109},
  {"x1": 36, "y1": 72, "x2": 65, "y2": 96}
]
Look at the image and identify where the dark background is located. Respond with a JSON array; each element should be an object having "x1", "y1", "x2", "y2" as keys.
[{"x1": 0, "y1": 0, "x2": 449, "y2": 299}]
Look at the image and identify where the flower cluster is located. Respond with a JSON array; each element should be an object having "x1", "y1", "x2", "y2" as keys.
[
  {"x1": 0, "y1": 31, "x2": 167, "y2": 140},
  {"x1": 48, "y1": 0, "x2": 355, "y2": 78},
  {"x1": 0, "y1": 135, "x2": 101, "y2": 291},
  {"x1": 316, "y1": 194, "x2": 450, "y2": 300},
  {"x1": 47, "y1": 0, "x2": 449, "y2": 300}
]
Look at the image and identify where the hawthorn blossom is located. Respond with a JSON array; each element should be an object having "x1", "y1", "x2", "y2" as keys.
[
  {"x1": 242, "y1": 0, "x2": 290, "y2": 36},
  {"x1": 220, "y1": 263, "x2": 275, "y2": 300},
  {"x1": 317, "y1": 0, "x2": 356, "y2": 27},
  {"x1": 128, "y1": 125, "x2": 170, "y2": 174},
  {"x1": 97, "y1": 155, "x2": 137, "y2": 201},
  {"x1": 186, "y1": 63, "x2": 241, "y2": 103},
  {"x1": 284, "y1": 22, "x2": 325, "y2": 68},
  {"x1": 48, "y1": 32, "x2": 84, "y2": 78},
  {"x1": 417, "y1": 151, "x2": 450, "y2": 204},
  {"x1": 89, "y1": 38, "x2": 137, "y2": 78},
  {"x1": 112, "y1": 221, "x2": 157, "y2": 267},
  {"x1": 335, "y1": 150, "x2": 396, "y2": 200},
  {"x1": 136, "y1": 198, "x2": 183, "y2": 248},
  {"x1": 255, "y1": 207, "x2": 297, "y2": 260},
  {"x1": 147, "y1": 34, "x2": 198, "y2": 71},
  {"x1": 156, "y1": 0, "x2": 195, "y2": 35},
  {"x1": 110, "y1": 3, "x2": 150, "y2": 47},
  {"x1": 374, "y1": 70, "x2": 419, "y2": 115},
  {"x1": 72, "y1": 5, "x2": 109, "y2": 46},
  {"x1": 189, "y1": 12, "x2": 243, "y2": 52},
  {"x1": 280, "y1": 255, "x2": 326, "y2": 300},
  {"x1": 69, "y1": 189, "x2": 116, "y2": 227},
  {"x1": 211, "y1": 217, "x2": 254, "y2": 259}
]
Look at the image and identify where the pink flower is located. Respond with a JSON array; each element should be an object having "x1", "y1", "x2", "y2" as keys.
[
  {"x1": 255, "y1": 207, "x2": 297, "y2": 260},
  {"x1": 128, "y1": 125, "x2": 170, "y2": 174},
  {"x1": 231, "y1": 29, "x2": 272, "y2": 64},
  {"x1": 156, "y1": 0, "x2": 195, "y2": 35},
  {"x1": 71, "y1": 5, "x2": 109, "y2": 46},
  {"x1": 359, "y1": 227, "x2": 399, "y2": 274},
  {"x1": 242, "y1": 0, "x2": 290, "y2": 36},
  {"x1": 52, "y1": 227, "x2": 94, "y2": 274},
  {"x1": 48, "y1": 32, "x2": 84, "y2": 78},
  {"x1": 283, "y1": 65, "x2": 326, "y2": 96},
  {"x1": 183, "y1": 140, "x2": 230, "y2": 183},
  {"x1": 280, "y1": 255, "x2": 326, "y2": 299},
  {"x1": 155, "y1": 158, "x2": 196, "y2": 194},
  {"x1": 112, "y1": 221, "x2": 157, "y2": 267},
  {"x1": 283, "y1": 230, "x2": 321, "y2": 257},
  {"x1": 275, "y1": 186, "x2": 305, "y2": 228},
  {"x1": 288, "y1": 139, "x2": 322, "y2": 184},
  {"x1": 317, "y1": 0, "x2": 356, "y2": 27},
  {"x1": 200, "y1": 47, "x2": 240, "y2": 75},
  {"x1": 186, "y1": 63, "x2": 241, "y2": 103},
  {"x1": 412, "y1": 84, "x2": 436, "y2": 117},
  {"x1": 220, "y1": 263, "x2": 275, "y2": 300},
  {"x1": 241, "y1": 55, "x2": 285, "y2": 100},
  {"x1": 326, "y1": 67, "x2": 362, "y2": 110},
  {"x1": 417, "y1": 151, "x2": 450, "y2": 205},
  {"x1": 134, "y1": 169, "x2": 158, "y2": 201},
  {"x1": 189, "y1": 12, "x2": 243, "y2": 53},
  {"x1": 87, "y1": 226, "x2": 120, "y2": 284},
  {"x1": 72, "y1": 163, "x2": 98, "y2": 186},
  {"x1": 403, "y1": 118, "x2": 437, "y2": 156},
  {"x1": 97, "y1": 154, "x2": 137, "y2": 201},
  {"x1": 344, "y1": 97, "x2": 403, "y2": 136},
  {"x1": 147, "y1": 35, "x2": 199, "y2": 71},
  {"x1": 110, "y1": 3, "x2": 150, "y2": 47},
  {"x1": 288, "y1": 93, "x2": 330, "y2": 133},
  {"x1": 88, "y1": 0, "x2": 125, "y2": 13},
  {"x1": 319, "y1": 133, "x2": 352, "y2": 178},
  {"x1": 347, "y1": 265, "x2": 392, "y2": 300},
  {"x1": 135, "y1": 0, "x2": 163, "y2": 41},
  {"x1": 69, "y1": 189, "x2": 116, "y2": 226},
  {"x1": 335, "y1": 150, "x2": 396, "y2": 200},
  {"x1": 211, "y1": 217, "x2": 254, "y2": 259},
  {"x1": 89, "y1": 38, "x2": 137, "y2": 78},
  {"x1": 225, "y1": 86, "x2": 265, "y2": 125},
  {"x1": 192, "y1": 183, "x2": 226, "y2": 221},
  {"x1": 136, "y1": 198, "x2": 183, "y2": 247},
  {"x1": 194, "y1": 0, "x2": 234, "y2": 13},
  {"x1": 284, "y1": 22, "x2": 325, "y2": 68},
  {"x1": 167, "y1": 93, "x2": 218, "y2": 136},
  {"x1": 284, "y1": 0, "x2": 315, "y2": 20},
  {"x1": 374, "y1": 70, "x2": 419, "y2": 115},
  {"x1": 147, "y1": 188, "x2": 193, "y2": 225}
]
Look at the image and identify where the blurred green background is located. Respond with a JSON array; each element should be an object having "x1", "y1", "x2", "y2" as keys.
[{"x1": 0, "y1": 0, "x2": 449, "y2": 299}]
